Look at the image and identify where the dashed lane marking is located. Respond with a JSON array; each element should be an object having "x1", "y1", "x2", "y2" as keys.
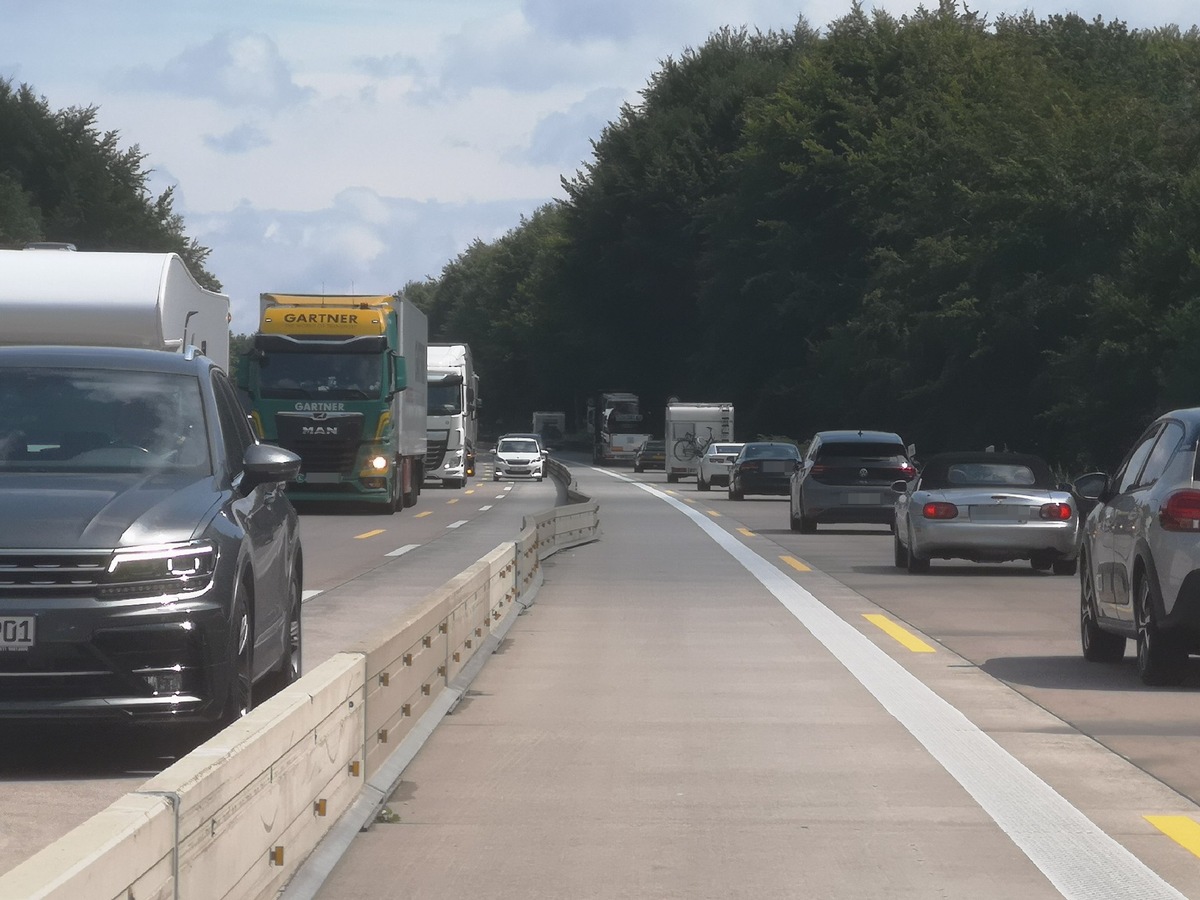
[
  {"x1": 386, "y1": 544, "x2": 419, "y2": 558},
  {"x1": 414, "y1": 511, "x2": 433, "y2": 518},
  {"x1": 738, "y1": 527, "x2": 755, "y2": 537},
  {"x1": 779, "y1": 555, "x2": 811, "y2": 572},
  {"x1": 446, "y1": 520, "x2": 468, "y2": 529},
  {"x1": 1146, "y1": 816, "x2": 1200, "y2": 858},
  {"x1": 863, "y1": 613, "x2": 936, "y2": 653},
  {"x1": 355, "y1": 529, "x2": 385, "y2": 539}
]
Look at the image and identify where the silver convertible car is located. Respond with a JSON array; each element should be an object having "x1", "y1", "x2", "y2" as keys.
[{"x1": 892, "y1": 451, "x2": 1081, "y2": 575}]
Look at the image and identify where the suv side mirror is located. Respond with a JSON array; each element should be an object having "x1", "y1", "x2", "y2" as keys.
[{"x1": 241, "y1": 442, "x2": 302, "y2": 489}]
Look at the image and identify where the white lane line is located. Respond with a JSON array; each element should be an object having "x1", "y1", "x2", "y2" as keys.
[
  {"x1": 480, "y1": 505, "x2": 493, "y2": 511},
  {"x1": 630, "y1": 474, "x2": 1184, "y2": 900},
  {"x1": 446, "y1": 520, "x2": 468, "y2": 529},
  {"x1": 386, "y1": 544, "x2": 419, "y2": 557},
  {"x1": 302, "y1": 590, "x2": 322, "y2": 602}
]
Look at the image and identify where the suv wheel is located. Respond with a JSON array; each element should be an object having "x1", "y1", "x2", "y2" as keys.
[
  {"x1": 218, "y1": 579, "x2": 254, "y2": 727},
  {"x1": 1136, "y1": 577, "x2": 1188, "y2": 686},
  {"x1": 1080, "y1": 556, "x2": 1124, "y2": 663},
  {"x1": 261, "y1": 564, "x2": 303, "y2": 697}
]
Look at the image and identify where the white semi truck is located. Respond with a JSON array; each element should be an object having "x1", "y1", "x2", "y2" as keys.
[
  {"x1": 425, "y1": 343, "x2": 480, "y2": 489},
  {"x1": 0, "y1": 248, "x2": 230, "y2": 368},
  {"x1": 664, "y1": 401, "x2": 735, "y2": 482},
  {"x1": 531, "y1": 410, "x2": 566, "y2": 449}
]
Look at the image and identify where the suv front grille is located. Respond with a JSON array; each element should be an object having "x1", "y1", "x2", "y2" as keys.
[{"x1": 0, "y1": 550, "x2": 111, "y2": 596}]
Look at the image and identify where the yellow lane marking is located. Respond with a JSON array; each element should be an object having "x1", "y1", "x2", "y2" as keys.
[
  {"x1": 355, "y1": 529, "x2": 385, "y2": 540},
  {"x1": 863, "y1": 614, "x2": 936, "y2": 653},
  {"x1": 738, "y1": 528, "x2": 754, "y2": 537},
  {"x1": 780, "y1": 555, "x2": 811, "y2": 572},
  {"x1": 706, "y1": 510, "x2": 720, "y2": 518},
  {"x1": 414, "y1": 511, "x2": 433, "y2": 518},
  {"x1": 1146, "y1": 816, "x2": 1200, "y2": 857},
  {"x1": 465, "y1": 489, "x2": 476, "y2": 495},
  {"x1": 447, "y1": 498, "x2": 459, "y2": 504}
]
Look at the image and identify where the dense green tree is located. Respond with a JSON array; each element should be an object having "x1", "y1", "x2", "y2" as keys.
[{"x1": 0, "y1": 79, "x2": 218, "y2": 289}]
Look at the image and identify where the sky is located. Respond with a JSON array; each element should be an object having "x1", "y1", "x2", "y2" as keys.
[{"x1": 3, "y1": 1, "x2": 1198, "y2": 334}]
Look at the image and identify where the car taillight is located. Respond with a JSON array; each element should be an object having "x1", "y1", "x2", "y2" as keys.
[
  {"x1": 923, "y1": 502, "x2": 958, "y2": 519},
  {"x1": 741, "y1": 461, "x2": 760, "y2": 472},
  {"x1": 898, "y1": 463, "x2": 916, "y2": 480},
  {"x1": 1038, "y1": 502, "x2": 1073, "y2": 521},
  {"x1": 1160, "y1": 490, "x2": 1200, "y2": 531}
]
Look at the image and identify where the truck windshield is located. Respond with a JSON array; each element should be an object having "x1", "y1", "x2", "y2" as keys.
[
  {"x1": 427, "y1": 381, "x2": 462, "y2": 416},
  {"x1": 0, "y1": 367, "x2": 211, "y2": 474},
  {"x1": 257, "y1": 351, "x2": 384, "y2": 400}
]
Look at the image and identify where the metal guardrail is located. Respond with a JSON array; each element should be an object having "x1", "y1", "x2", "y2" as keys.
[{"x1": 0, "y1": 460, "x2": 599, "y2": 900}]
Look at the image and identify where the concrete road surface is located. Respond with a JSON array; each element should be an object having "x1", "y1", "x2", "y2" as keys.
[{"x1": 302, "y1": 462, "x2": 1200, "y2": 900}]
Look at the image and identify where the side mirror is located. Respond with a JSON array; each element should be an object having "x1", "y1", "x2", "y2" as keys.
[
  {"x1": 392, "y1": 355, "x2": 408, "y2": 393},
  {"x1": 241, "y1": 442, "x2": 302, "y2": 488},
  {"x1": 1071, "y1": 471, "x2": 1109, "y2": 501},
  {"x1": 891, "y1": 479, "x2": 909, "y2": 494}
]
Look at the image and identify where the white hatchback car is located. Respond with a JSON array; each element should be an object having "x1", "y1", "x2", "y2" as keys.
[
  {"x1": 697, "y1": 442, "x2": 744, "y2": 491},
  {"x1": 492, "y1": 436, "x2": 544, "y2": 481}
]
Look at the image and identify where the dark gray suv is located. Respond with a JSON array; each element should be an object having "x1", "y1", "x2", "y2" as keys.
[
  {"x1": 0, "y1": 346, "x2": 303, "y2": 727},
  {"x1": 790, "y1": 430, "x2": 915, "y2": 532}
]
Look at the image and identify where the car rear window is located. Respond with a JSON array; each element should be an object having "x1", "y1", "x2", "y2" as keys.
[
  {"x1": 816, "y1": 442, "x2": 906, "y2": 459},
  {"x1": 711, "y1": 444, "x2": 741, "y2": 454}
]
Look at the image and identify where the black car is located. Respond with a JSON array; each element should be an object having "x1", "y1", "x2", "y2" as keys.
[
  {"x1": 634, "y1": 439, "x2": 666, "y2": 472},
  {"x1": 728, "y1": 442, "x2": 802, "y2": 500},
  {"x1": 0, "y1": 346, "x2": 303, "y2": 730}
]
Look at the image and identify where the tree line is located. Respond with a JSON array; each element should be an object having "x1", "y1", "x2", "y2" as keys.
[{"x1": 406, "y1": 1, "x2": 1200, "y2": 471}]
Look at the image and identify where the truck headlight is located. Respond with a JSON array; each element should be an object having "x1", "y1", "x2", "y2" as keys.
[
  {"x1": 370, "y1": 455, "x2": 389, "y2": 470},
  {"x1": 101, "y1": 542, "x2": 217, "y2": 600}
]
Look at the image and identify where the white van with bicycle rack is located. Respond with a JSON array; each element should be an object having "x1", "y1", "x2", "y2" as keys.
[{"x1": 664, "y1": 402, "x2": 735, "y2": 483}]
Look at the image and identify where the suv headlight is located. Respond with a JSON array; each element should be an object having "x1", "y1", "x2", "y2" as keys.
[{"x1": 100, "y1": 541, "x2": 217, "y2": 601}]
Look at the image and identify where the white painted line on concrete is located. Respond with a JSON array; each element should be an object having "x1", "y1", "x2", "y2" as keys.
[
  {"x1": 446, "y1": 520, "x2": 469, "y2": 529},
  {"x1": 301, "y1": 590, "x2": 322, "y2": 602},
  {"x1": 629, "y1": 473, "x2": 1184, "y2": 900},
  {"x1": 480, "y1": 505, "x2": 493, "y2": 511},
  {"x1": 386, "y1": 544, "x2": 420, "y2": 558}
]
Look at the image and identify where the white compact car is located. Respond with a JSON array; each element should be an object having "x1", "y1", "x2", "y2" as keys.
[
  {"x1": 492, "y1": 436, "x2": 545, "y2": 481},
  {"x1": 696, "y1": 442, "x2": 744, "y2": 491}
]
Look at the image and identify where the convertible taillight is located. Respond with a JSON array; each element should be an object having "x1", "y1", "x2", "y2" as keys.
[
  {"x1": 1160, "y1": 490, "x2": 1200, "y2": 531},
  {"x1": 1039, "y1": 502, "x2": 1073, "y2": 521},
  {"x1": 923, "y1": 502, "x2": 958, "y2": 519},
  {"x1": 898, "y1": 463, "x2": 916, "y2": 480}
]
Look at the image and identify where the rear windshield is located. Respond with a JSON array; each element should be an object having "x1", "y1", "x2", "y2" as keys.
[
  {"x1": 919, "y1": 459, "x2": 1051, "y2": 489},
  {"x1": 816, "y1": 441, "x2": 906, "y2": 459},
  {"x1": 0, "y1": 367, "x2": 211, "y2": 474},
  {"x1": 742, "y1": 444, "x2": 800, "y2": 459},
  {"x1": 710, "y1": 444, "x2": 741, "y2": 455}
]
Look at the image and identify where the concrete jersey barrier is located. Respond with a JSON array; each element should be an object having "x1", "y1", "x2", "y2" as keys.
[{"x1": 0, "y1": 458, "x2": 598, "y2": 900}]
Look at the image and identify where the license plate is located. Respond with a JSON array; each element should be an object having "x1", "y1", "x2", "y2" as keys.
[
  {"x1": 847, "y1": 493, "x2": 882, "y2": 505},
  {"x1": 763, "y1": 461, "x2": 789, "y2": 473},
  {"x1": 970, "y1": 505, "x2": 1025, "y2": 522},
  {"x1": 0, "y1": 616, "x2": 34, "y2": 651}
]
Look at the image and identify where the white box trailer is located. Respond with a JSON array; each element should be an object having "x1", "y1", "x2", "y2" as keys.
[
  {"x1": 665, "y1": 402, "x2": 735, "y2": 482},
  {"x1": 0, "y1": 249, "x2": 231, "y2": 370},
  {"x1": 426, "y1": 342, "x2": 478, "y2": 488}
]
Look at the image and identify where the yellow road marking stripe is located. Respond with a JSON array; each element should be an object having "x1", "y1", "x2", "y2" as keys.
[
  {"x1": 355, "y1": 529, "x2": 385, "y2": 540},
  {"x1": 738, "y1": 528, "x2": 754, "y2": 537},
  {"x1": 863, "y1": 614, "x2": 936, "y2": 653},
  {"x1": 780, "y1": 555, "x2": 811, "y2": 572},
  {"x1": 465, "y1": 489, "x2": 475, "y2": 494},
  {"x1": 414, "y1": 511, "x2": 433, "y2": 518},
  {"x1": 1146, "y1": 816, "x2": 1200, "y2": 857},
  {"x1": 447, "y1": 498, "x2": 459, "y2": 504},
  {"x1": 706, "y1": 510, "x2": 720, "y2": 518}
]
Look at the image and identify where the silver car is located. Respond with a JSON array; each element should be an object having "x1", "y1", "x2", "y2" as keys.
[
  {"x1": 696, "y1": 442, "x2": 744, "y2": 491},
  {"x1": 892, "y1": 451, "x2": 1080, "y2": 575},
  {"x1": 1078, "y1": 408, "x2": 1200, "y2": 685}
]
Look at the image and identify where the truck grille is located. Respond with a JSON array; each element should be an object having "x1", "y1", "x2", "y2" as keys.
[
  {"x1": 280, "y1": 438, "x2": 359, "y2": 473},
  {"x1": 275, "y1": 412, "x2": 365, "y2": 473},
  {"x1": 426, "y1": 436, "x2": 449, "y2": 469}
]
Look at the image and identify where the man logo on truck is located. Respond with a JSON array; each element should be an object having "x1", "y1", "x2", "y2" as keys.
[{"x1": 302, "y1": 426, "x2": 339, "y2": 435}]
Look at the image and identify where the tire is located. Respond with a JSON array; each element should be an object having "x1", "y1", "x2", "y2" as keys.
[
  {"x1": 789, "y1": 502, "x2": 803, "y2": 532},
  {"x1": 387, "y1": 464, "x2": 402, "y2": 514},
  {"x1": 216, "y1": 579, "x2": 254, "y2": 728},
  {"x1": 260, "y1": 563, "x2": 303, "y2": 697},
  {"x1": 1030, "y1": 554, "x2": 1053, "y2": 572},
  {"x1": 1136, "y1": 576, "x2": 1188, "y2": 686},
  {"x1": 893, "y1": 531, "x2": 909, "y2": 568},
  {"x1": 667, "y1": 473, "x2": 678, "y2": 483},
  {"x1": 634, "y1": 465, "x2": 642, "y2": 473},
  {"x1": 906, "y1": 531, "x2": 930, "y2": 574},
  {"x1": 1053, "y1": 559, "x2": 1077, "y2": 576},
  {"x1": 697, "y1": 476, "x2": 710, "y2": 492},
  {"x1": 1080, "y1": 554, "x2": 1124, "y2": 663},
  {"x1": 729, "y1": 484, "x2": 743, "y2": 501},
  {"x1": 798, "y1": 515, "x2": 816, "y2": 534},
  {"x1": 493, "y1": 474, "x2": 500, "y2": 482}
]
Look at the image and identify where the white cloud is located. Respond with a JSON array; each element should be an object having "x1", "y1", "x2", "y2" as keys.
[
  {"x1": 203, "y1": 123, "x2": 271, "y2": 154},
  {"x1": 115, "y1": 31, "x2": 314, "y2": 110}
]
